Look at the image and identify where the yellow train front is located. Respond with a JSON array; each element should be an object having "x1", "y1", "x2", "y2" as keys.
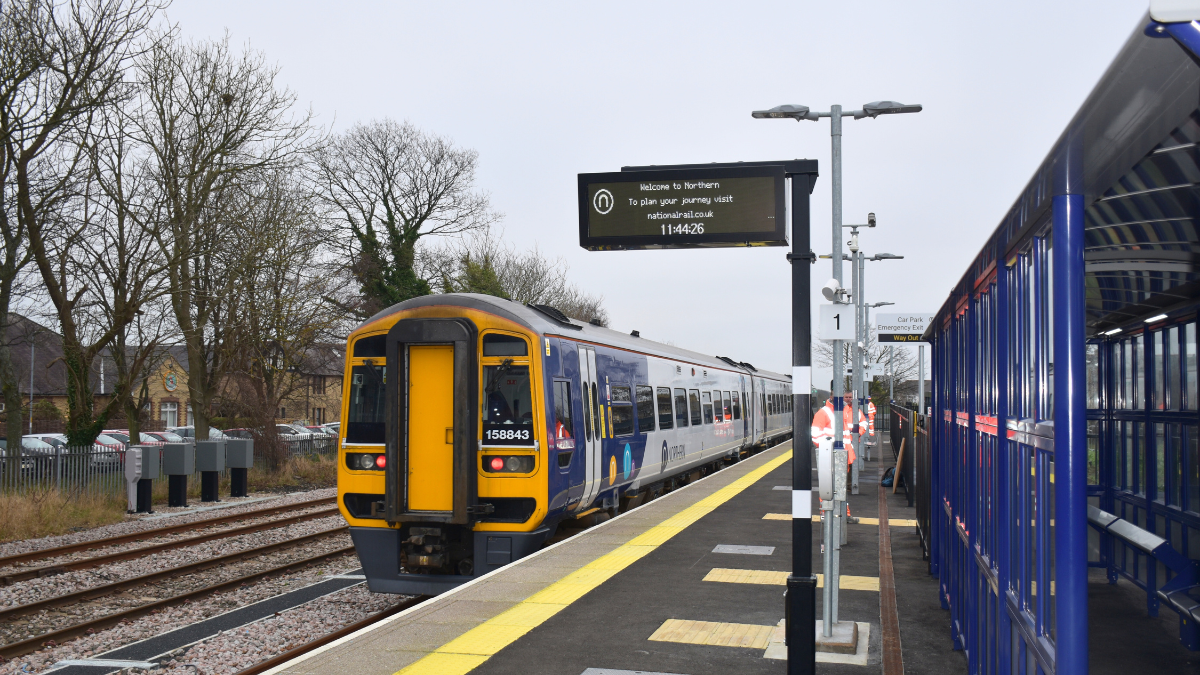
[{"x1": 338, "y1": 293, "x2": 793, "y2": 595}]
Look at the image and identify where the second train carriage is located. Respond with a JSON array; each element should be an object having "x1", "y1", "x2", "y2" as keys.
[{"x1": 336, "y1": 293, "x2": 793, "y2": 595}]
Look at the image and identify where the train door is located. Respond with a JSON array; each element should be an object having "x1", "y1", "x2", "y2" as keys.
[
  {"x1": 576, "y1": 346, "x2": 602, "y2": 511},
  {"x1": 739, "y1": 376, "x2": 749, "y2": 448},
  {"x1": 407, "y1": 345, "x2": 455, "y2": 511}
]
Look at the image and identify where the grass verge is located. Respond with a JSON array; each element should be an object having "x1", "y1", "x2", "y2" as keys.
[{"x1": 0, "y1": 490, "x2": 128, "y2": 543}]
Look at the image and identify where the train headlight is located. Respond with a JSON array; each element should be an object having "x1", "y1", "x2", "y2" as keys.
[
  {"x1": 483, "y1": 455, "x2": 535, "y2": 473},
  {"x1": 346, "y1": 453, "x2": 385, "y2": 471}
]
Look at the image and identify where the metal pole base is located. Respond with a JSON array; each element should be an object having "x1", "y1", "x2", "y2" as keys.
[
  {"x1": 136, "y1": 478, "x2": 153, "y2": 513},
  {"x1": 786, "y1": 575, "x2": 817, "y2": 674},
  {"x1": 814, "y1": 620, "x2": 860, "y2": 654},
  {"x1": 201, "y1": 471, "x2": 220, "y2": 502},
  {"x1": 168, "y1": 474, "x2": 188, "y2": 507},
  {"x1": 230, "y1": 467, "x2": 248, "y2": 498}
]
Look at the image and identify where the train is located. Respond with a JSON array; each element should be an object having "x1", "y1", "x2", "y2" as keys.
[{"x1": 336, "y1": 293, "x2": 794, "y2": 595}]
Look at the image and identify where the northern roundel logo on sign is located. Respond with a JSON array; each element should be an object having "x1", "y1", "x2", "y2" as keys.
[{"x1": 593, "y1": 189, "x2": 614, "y2": 215}]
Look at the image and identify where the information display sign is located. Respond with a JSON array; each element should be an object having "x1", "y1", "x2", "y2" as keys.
[
  {"x1": 578, "y1": 165, "x2": 786, "y2": 250},
  {"x1": 875, "y1": 312, "x2": 935, "y2": 343}
]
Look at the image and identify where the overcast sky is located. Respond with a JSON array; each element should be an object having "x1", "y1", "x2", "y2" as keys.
[{"x1": 170, "y1": 0, "x2": 1150, "y2": 379}]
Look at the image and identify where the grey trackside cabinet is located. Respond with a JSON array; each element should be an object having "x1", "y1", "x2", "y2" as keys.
[
  {"x1": 124, "y1": 445, "x2": 159, "y2": 513},
  {"x1": 163, "y1": 443, "x2": 195, "y2": 507},
  {"x1": 196, "y1": 440, "x2": 226, "y2": 502},
  {"x1": 226, "y1": 439, "x2": 253, "y2": 497}
]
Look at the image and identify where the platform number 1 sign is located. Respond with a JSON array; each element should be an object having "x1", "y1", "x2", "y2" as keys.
[{"x1": 819, "y1": 303, "x2": 855, "y2": 341}]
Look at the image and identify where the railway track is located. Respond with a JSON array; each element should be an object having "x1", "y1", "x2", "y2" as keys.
[
  {"x1": 0, "y1": 495, "x2": 336, "y2": 569},
  {"x1": 1, "y1": 502, "x2": 339, "y2": 585},
  {"x1": 0, "y1": 545, "x2": 359, "y2": 661}
]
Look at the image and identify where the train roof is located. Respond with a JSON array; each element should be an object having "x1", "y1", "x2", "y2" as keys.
[{"x1": 360, "y1": 293, "x2": 791, "y2": 382}]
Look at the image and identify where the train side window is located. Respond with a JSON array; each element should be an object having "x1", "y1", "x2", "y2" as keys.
[
  {"x1": 712, "y1": 391, "x2": 723, "y2": 422},
  {"x1": 688, "y1": 389, "x2": 702, "y2": 425},
  {"x1": 701, "y1": 391, "x2": 714, "y2": 424},
  {"x1": 553, "y1": 381, "x2": 574, "y2": 450},
  {"x1": 352, "y1": 334, "x2": 386, "y2": 358},
  {"x1": 675, "y1": 388, "x2": 690, "y2": 427},
  {"x1": 732, "y1": 391, "x2": 741, "y2": 420},
  {"x1": 610, "y1": 386, "x2": 634, "y2": 436},
  {"x1": 582, "y1": 383, "x2": 593, "y2": 441},
  {"x1": 636, "y1": 385, "x2": 655, "y2": 433},
  {"x1": 768, "y1": 393, "x2": 774, "y2": 415},
  {"x1": 723, "y1": 391, "x2": 732, "y2": 420},
  {"x1": 483, "y1": 333, "x2": 527, "y2": 356},
  {"x1": 657, "y1": 387, "x2": 674, "y2": 429}
]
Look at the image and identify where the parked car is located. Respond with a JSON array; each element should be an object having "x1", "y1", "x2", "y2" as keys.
[
  {"x1": 167, "y1": 426, "x2": 227, "y2": 440},
  {"x1": 24, "y1": 433, "x2": 123, "y2": 468},
  {"x1": 319, "y1": 422, "x2": 340, "y2": 437},
  {"x1": 223, "y1": 428, "x2": 256, "y2": 439},
  {"x1": 2, "y1": 436, "x2": 56, "y2": 472},
  {"x1": 104, "y1": 430, "x2": 173, "y2": 446},
  {"x1": 144, "y1": 431, "x2": 187, "y2": 443}
]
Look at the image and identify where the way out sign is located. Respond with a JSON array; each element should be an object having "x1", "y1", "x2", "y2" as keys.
[{"x1": 818, "y1": 304, "x2": 854, "y2": 341}]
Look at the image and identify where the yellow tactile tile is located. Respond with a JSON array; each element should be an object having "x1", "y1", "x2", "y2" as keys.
[
  {"x1": 648, "y1": 618, "x2": 775, "y2": 650},
  {"x1": 702, "y1": 568, "x2": 880, "y2": 591},
  {"x1": 767, "y1": 514, "x2": 917, "y2": 527},
  {"x1": 762, "y1": 513, "x2": 791, "y2": 520}
]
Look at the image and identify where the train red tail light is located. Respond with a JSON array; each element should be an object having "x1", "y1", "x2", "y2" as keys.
[
  {"x1": 482, "y1": 455, "x2": 535, "y2": 473},
  {"x1": 375, "y1": 455, "x2": 386, "y2": 469}
]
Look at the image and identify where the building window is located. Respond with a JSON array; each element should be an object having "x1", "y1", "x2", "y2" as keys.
[
  {"x1": 312, "y1": 375, "x2": 326, "y2": 395},
  {"x1": 279, "y1": 407, "x2": 287, "y2": 419},
  {"x1": 160, "y1": 402, "x2": 178, "y2": 427},
  {"x1": 312, "y1": 407, "x2": 325, "y2": 425}
]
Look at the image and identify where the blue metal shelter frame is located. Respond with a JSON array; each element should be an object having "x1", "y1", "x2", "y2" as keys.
[{"x1": 923, "y1": 14, "x2": 1200, "y2": 675}]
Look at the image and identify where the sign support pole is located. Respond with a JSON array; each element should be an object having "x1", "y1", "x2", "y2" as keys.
[{"x1": 787, "y1": 170, "x2": 817, "y2": 675}]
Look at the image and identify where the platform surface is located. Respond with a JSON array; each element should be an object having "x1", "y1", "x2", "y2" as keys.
[{"x1": 267, "y1": 439, "x2": 958, "y2": 675}]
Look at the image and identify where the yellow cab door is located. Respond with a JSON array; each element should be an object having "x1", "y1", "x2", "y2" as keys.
[{"x1": 407, "y1": 344, "x2": 455, "y2": 511}]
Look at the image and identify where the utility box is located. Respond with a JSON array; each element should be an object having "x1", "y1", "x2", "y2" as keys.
[
  {"x1": 196, "y1": 440, "x2": 226, "y2": 472},
  {"x1": 225, "y1": 439, "x2": 254, "y2": 469},
  {"x1": 132, "y1": 444, "x2": 160, "y2": 478},
  {"x1": 162, "y1": 443, "x2": 195, "y2": 476}
]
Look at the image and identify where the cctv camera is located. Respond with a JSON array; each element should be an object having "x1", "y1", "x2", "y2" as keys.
[
  {"x1": 821, "y1": 278, "x2": 841, "y2": 302},
  {"x1": 867, "y1": 212, "x2": 876, "y2": 227}
]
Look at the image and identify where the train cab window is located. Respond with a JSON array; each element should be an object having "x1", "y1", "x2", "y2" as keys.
[
  {"x1": 483, "y1": 363, "x2": 534, "y2": 445},
  {"x1": 712, "y1": 391, "x2": 723, "y2": 422},
  {"x1": 483, "y1": 334, "x2": 527, "y2": 357},
  {"x1": 636, "y1": 385, "x2": 655, "y2": 433},
  {"x1": 611, "y1": 386, "x2": 634, "y2": 436},
  {"x1": 553, "y1": 381, "x2": 574, "y2": 450},
  {"x1": 732, "y1": 392, "x2": 741, "y2": 420},
  {"x1": 688, "y1": 389, "x2": 702, "y2": 425},
  {"x1": 657, "y1": 387, "x2": 674, "y2": 429},
  {"x1": 582, "y1": 383, "x2": 593, "y2": 441},
  {"x1": 674, "y1": 388, "x2": 689, "y2": 427},
  {"x1": 346, "y1": 362, "x2": 386, "y2": 443},
  {"x1": 701, "y1": 391, "x2": 714, "y2": 424},
  {"x1": 352, "y1": 334, "x2": 386, "y2": 358}
]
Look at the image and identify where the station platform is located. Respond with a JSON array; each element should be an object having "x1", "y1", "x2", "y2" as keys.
[{"x1": 268, "y1": 439, "x2": 959, "y2": 675}]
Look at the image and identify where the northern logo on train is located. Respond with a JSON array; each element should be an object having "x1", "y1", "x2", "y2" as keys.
[
  {"x1": 623, "y1": 443, "x2": 632, "y2": 480},
  {"x1": 609, "y1": 455, "x2": 617, "y2": 485},
  {"x1": 661, "y1": 440, "x2": 668, "y2": 472}
]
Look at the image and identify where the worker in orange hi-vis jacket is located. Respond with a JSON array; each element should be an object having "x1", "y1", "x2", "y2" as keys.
[
  {"x1": 867, "y1": 399, "x2": 877, "y2": 438},
  {"x1": 810, "y1": 391, "x2": 868, "y2": 466}
]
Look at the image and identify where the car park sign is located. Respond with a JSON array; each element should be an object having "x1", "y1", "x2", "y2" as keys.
[{"x1": 874, "y1": 312, "x2": 934, "y2": 343}]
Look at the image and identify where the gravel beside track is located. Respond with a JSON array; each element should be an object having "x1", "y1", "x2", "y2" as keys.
[
  {"x1": 154, "y1": 585, "x2": 411, "y2": 675},
  {"x1": 0, "y1": 489, "x2": 337, "y2": 561},
  {"x1": 0, "y1": 549, "x2": 362, "y2": 674}
]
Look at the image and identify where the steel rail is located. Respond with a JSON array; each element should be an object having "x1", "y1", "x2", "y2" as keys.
[
  {"x1": 0, "y1": 526, "x2": 349, "y2": 621},
  {"x1": 1, "y1": 507, "x2": 340, "y2": 584},
  {"x1": 232, "y1": 595, "x2": 429, "y2": 675},
  {"x1": 0, "y1": 546, "x2": 358, "y2": 660},
  {"x1": 0, "y1": 496, "x2": 337, "y2": 568}
]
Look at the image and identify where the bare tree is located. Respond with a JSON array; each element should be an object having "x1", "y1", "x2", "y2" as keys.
[
  {"x1": 219, "y1": 167, "x2": 345, "y2": 467},
  {"x1": 314, "y1": 119, "x2": 499, "y2": 317},
  {"x1": 135, "y1": 32, "x2": 313, "y2": 441},
  {"x1": 425, "y1": 230, "x2": 609, "y2": 326},
  {"x1": 814, "y1": 333, "x2": 920, "y2": 404},
  {"x1": 3, "y1": 0, "x2": 162, "y2": 444}
]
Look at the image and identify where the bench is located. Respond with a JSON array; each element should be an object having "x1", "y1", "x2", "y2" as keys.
[{"x1": 1088, "y1": 505, "x2": 1200, "y2": 650}]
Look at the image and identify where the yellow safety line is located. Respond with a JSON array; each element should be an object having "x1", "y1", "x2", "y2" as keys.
[
  {"x1": 763, "y1": 513, "x2": 917, "y2": 527},
  {"x1": 703, "y1": 568, "x2": 880, "y2": 591},
  {"x1": 394, "y1": 448, "x2": 794, "y2": 675}
]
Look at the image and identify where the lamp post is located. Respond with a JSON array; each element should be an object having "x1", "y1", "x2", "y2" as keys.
[
  {"x1": 849, "y1": 249, "x2": 903, "y2": 494},
  {"x1": 753, "y1": 100, "x2": 921, "y2": 663}
]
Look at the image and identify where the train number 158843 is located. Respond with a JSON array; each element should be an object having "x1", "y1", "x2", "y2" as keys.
[{"x1": 485, "y1": 428, "x2": 530, "y2": 441}]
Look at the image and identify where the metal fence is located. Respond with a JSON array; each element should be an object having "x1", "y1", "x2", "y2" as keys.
[
  {"x1": 0, "y1": 435, "x2": 337, "y2": 500},
  {"x1": 890, "y1": 403, "x2": 932, "y2": 567}
]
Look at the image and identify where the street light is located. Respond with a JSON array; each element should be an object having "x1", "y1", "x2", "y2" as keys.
[{"x1": 753, "y1": 100, "x2": 921, "y2": 666}]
